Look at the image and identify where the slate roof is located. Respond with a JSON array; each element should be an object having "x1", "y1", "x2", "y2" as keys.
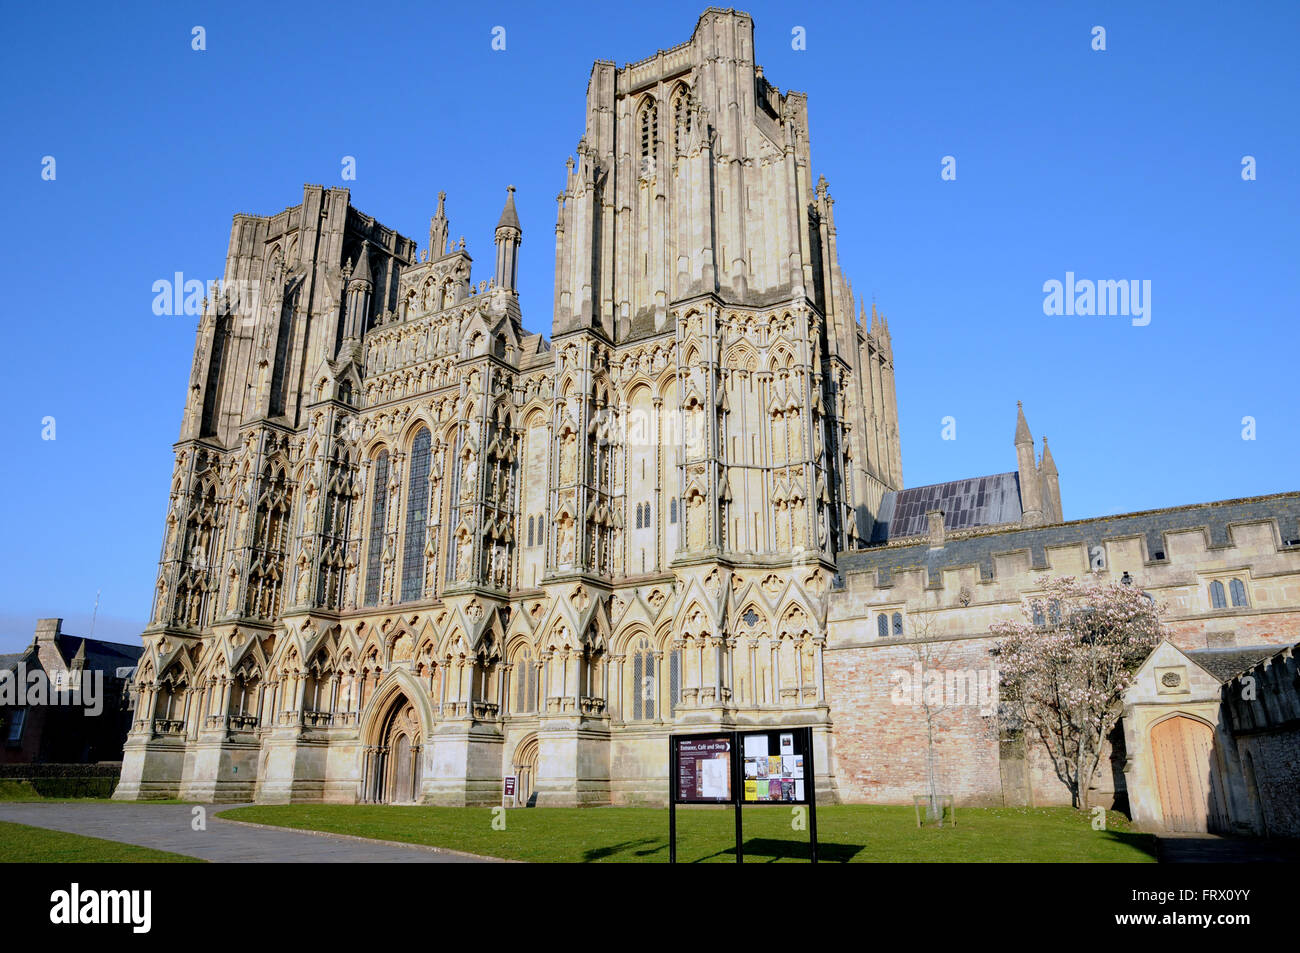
[
  {"x1": 52, "y1": 635, "x2": 141, "y2": 674},
  {"x1": 873, "y1": 472, "x2": 1023, "y2": 542},
  {"x1": 1186, "y1": 646, "x2": 1286, "y2": 683}
]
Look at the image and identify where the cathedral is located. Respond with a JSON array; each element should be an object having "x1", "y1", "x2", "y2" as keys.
[{"x1": 117, "y1": 10, "x2": 1300, "y2": 833}]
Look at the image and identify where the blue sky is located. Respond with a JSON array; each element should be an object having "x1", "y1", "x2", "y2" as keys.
[{"x1": 1, "y1": 0, "x2": 1296, "y2": 650}]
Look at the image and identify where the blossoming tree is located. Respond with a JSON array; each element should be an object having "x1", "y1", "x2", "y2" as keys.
[{"x1": 990, "y1": 575, "x2": 1165, "y2": 810}]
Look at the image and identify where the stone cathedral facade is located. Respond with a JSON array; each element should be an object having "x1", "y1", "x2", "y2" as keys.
[
  {"x1": 118, "y1": 9, "x2": 901, "y2": 806},
  {"x1": 118, "y1": 9, "x2": 1300, "y2": 827}
]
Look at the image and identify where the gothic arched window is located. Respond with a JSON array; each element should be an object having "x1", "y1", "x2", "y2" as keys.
[
  {"x1": 514, "y1": 647, "x2": 536, "y2": 714},
  {"x1": 670, "y1": 497, "x2": 678, "y2": 524},
  {"x1": 527, "y1": 515, "x2": 534, "y2": 548},
  {"x1": 631, "y1": 637, "x2": 656, "y2": 721},
  {"x1": 1209, "y1": 580, "x2": 1226, "y2": 609},
  {"x1": 400, "y1": 429, "x2": 432, "y2": 602},
  {"x1": 364, "y1": 450, "x2": 390, "y2": 607},
  {"x1": 639, "y1": 99, "x2": 658, "y2": 160},
  {"x1": 672, "y1": 85, "x2": 691, "y2": 144},
  {"x1": 1229, "y1": 578, "x2": 1248, "y2": 607},
  {"x1": 669, "y1": 648, "x2": 681, "y2": 715},
  {"x1": 892, "y1": 612, "x2": 904, "y2": 636},
  {"x1": 877, "y1": 614, "x2": 889, "y2": 638}
]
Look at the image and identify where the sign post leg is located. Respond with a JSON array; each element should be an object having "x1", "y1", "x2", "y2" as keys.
[
  {"x1": 670, "y1": 741, "x2": 678, "y2": 864},
  {"x1": 734, "y1": 731, "x2": 743, "y2": 863},
  {"x1": 807, "y1": 727, "x2": 818, "y2": 864}
]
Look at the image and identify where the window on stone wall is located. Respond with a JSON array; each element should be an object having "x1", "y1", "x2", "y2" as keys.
[
  {"x1": 364, "y1": 450, "x2": 390, "y2": 606},
  {"x1": 1229, "y1": 578, "x2": 1248, "y2": 608},
  {"x1": 527, "y1": 515, "x2": 534, "y2": 548},
  {"x1": 631, "y1": 638, "x2": 656, "y2": 721},
  {"x1": 892, "y1": 612, "x2": 904, "y2": 636},
  {"x1": 400, "y1": 429, "x2": 432, "y2": 603},
  {"x1": 514, "y1": 649, "x2": 536, "y2": 714},
  {"x1": 1209, "y1": 579, "x2": 1227, "y2": 609},
  {"x1": 669, "y1": 649, "x2": 681, "y2": 715},
  {"x1": 639, "y1": 100, "x2": 658, "y2": 160},
  {"x1": 877, "y1": 614, "x2": 888, "y2": 639},
  {"x1": 6, "y1": 708, "x2": 26, "y2": 744},
  {"x1": 1032, "y1": 602, "x2": 1046, "y2": 627},
  {"x1": 669, "y1": 498, "x2": 678, "y2": 524}
]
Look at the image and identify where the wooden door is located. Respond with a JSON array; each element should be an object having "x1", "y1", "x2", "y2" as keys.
[
  {"x1": 1151, "y1": 716, "x2": 1229, "y2": 833},
  {"x1": 391, "y1": 733, "x2": 413, "y2": 803}
]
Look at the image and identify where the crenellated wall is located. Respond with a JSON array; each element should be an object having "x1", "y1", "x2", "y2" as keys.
[{"x1": 825, "y1": 493, "x2": 1300, "y2": 807}]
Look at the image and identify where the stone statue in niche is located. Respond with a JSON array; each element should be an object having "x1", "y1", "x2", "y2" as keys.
[
  {"x1": 225, "y1": 564, "x2": 240, "y2": 616},
  {"x1": 687, "y1": 495, "x2": 707, "y2": 551},
  {"x1": 423, "y1": 538, "x2": 438, "y2": 596},
  {"x1": 455, "y1": 534, "x2": 473, "y2": 581},
  {"x1": 774, "y1": 501, "x2": 790, "y2": 550},
  {"x1": 557, "y1": 516, "x2": 575, "y2": 565},
  {"x1": 381, "y1": 539, "x2": 394, "y2": 600},
  {"x1": 296, "y1": 551, "x2": 312, "y2": 603},
  {"x1": 343, "y1": 551, "x2": 358, "y2": 608},
  {"x1": 154, "y1": 576, "x2": 170, "y2": 624},
  {"x1": 559, "y1": 431, "x2": 577, "y2": 484},
  {"x1": 790, "y1": 499, "x2": 806, "y2": 549},
  {"x1": 685, "y1": 404, "x2": 704, "y2": 458},
  {"x1": 460, "y1": 451, "x2": 478, "y2": 500}
]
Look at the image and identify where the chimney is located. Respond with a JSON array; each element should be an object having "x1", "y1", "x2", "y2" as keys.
[{"x1": 927, "y1": 510, "x2": 946, "y2": 549}]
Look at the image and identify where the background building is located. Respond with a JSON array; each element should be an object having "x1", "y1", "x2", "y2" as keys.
[{"x1": 1, "y1": 618, "x2": 140, "y2": 764}]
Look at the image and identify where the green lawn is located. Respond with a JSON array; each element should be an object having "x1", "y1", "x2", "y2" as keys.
[
  {"x1": 217, "y1": 803, "x2": 1156, "y2": 863},
  {"x1": 0, "y1": 820, "x2": 203, "y2": 863}
]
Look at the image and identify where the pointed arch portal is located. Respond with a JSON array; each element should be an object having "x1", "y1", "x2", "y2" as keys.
[{"x1": 362, "y1": 690, "x2": 423, "y2": 804}]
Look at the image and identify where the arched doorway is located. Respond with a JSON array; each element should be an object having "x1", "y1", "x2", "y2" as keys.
[
  {"x1": 1150, "y1": 715, "x2": 1229, "y2": 833},
  {"x1": 513, "y1": 735, "x2": 539, "y2": 807},
  {"x1": 362, "y1": 692, "x2": 423, "y2": 804}
]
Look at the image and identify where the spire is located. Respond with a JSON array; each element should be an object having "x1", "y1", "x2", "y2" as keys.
[
  {"x1": 496, "y1": 184, "x2": 521, "y2": 231},
  {"x1": 348, "y1": 241, "x2": 371, "y2": 286},
  {"x1": 428, "y1": 191, "x2": 449, "y2": 259},
  {"x1": 1040, "y1": 435, "x2": 1058, "y2": 475},
  {"x1": 493, "y1": 186, "x2": 522, "y2": 294},
  {"x1": 1015, "y1": 402, "x2": 1044, "y2": 526},
  {"x1": 1015, "y1": 400, "x2": 1033, "y2": 446}
]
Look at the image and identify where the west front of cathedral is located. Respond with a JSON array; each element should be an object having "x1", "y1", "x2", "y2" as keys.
[{"x1": 118, "y1": 10, "x2": 1300, "y2": 830}]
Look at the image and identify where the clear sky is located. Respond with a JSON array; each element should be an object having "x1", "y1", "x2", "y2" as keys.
[{"x1": 1, "y1": 0, "x2": 1296, "y2": 651}]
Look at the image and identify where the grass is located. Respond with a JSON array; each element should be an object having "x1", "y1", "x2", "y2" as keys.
[
  {"x1": 0, "y1": 820, "x2": 203, "y2": 863},
  {"x1": 217, "y1": 803, "x2": 1157, "y2": 863}
]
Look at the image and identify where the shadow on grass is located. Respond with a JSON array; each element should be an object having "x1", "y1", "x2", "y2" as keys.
[
  {"x1": 697, "y1": 837, "x2": 863, "y2": 863},
  {"x1": 583, "y1": 837, "x2": 666, "y2": 861},
  {"x1": 1097, "y1": 830, "x2": 1159, "y2": 861}
]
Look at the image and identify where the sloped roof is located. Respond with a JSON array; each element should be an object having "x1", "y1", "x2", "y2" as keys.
[
  {"x1": 53, "y1": 635, "x2": 142, "y2": 673},
  {"x1": 1186, "y1": 646, "x2": 1285, "y2": 683},
  {"x1": 874, "y1": 472, "x2": 1023, "y2": 542}
]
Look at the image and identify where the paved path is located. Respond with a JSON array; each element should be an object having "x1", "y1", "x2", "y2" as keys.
[
  {"x1": 0, "y1": 803, "x2": 500, "y2": 863},
  {"x1": 1156, "y1": 833, "x2": 1300, "y2": 863}
]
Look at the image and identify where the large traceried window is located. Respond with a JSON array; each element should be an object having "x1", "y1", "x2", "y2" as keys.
[
  {"x1": 639, "y1": 99, "x2": 658, "y2": 162},
  {"x1": 364, "y1": 450, "x2": 390, "y2": 607},
  {"x1": 400, "y1": 429, "x2": 432, "y2": 602},
  {"x1": 514, "y1": 648, "x2": 537, "y2": 714},
  {"x1": 672, "y1": 84, "x2": 691, "y2": 147},
  {"x1": 631, "y1": 637, "x2": 656, "y2": 721}
]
